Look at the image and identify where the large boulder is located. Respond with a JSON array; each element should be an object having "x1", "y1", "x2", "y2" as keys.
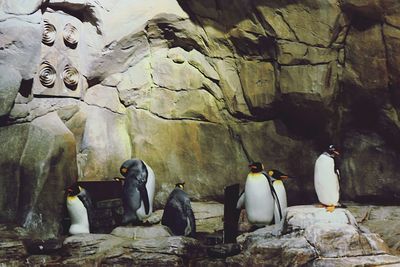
[
  {"x1": 230, "y1": 205, "x2": 400, "y2": 266},
  {"x1": 0, "y1": 112, "x2": 77, "y2": 238}
]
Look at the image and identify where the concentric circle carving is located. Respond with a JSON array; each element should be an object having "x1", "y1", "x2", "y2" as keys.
[
  {"x1": 63, "y1": 64, "x2": 79, "y2": 89},
  {"x1": 42, "y1": 20, "x2": 56, "y2": 45},
  {"x1": 39, "y1": 61, "x2": 56, "y2": 87},
  {"x1": 63, "y1": 23, "x2": 78, "y2": 46}
]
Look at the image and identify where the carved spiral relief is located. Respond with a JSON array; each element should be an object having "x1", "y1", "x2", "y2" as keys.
[
  {"x1": 63, "y1": 64, "x2": 79, "y2": 89},
  {"x1": 63, "y1": 23, "x2": 78, "y2": 46},
  {"x1": 39, "y1": 61, "x2": 56, "y2": 87},
  {"x1": 42, "y1": 20, "x2": 56, "y2": 45}
]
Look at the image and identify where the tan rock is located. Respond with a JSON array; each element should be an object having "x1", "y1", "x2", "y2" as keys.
[
  {"x1": 280, "y1": 63, "x2": 339, "y2": 100},
  {"x1": 84, "y1": 85, "x2": 126, "y2": 114},
  {"x1": 147, "y1": 88, "x2": 223, "y2": 123},
  {"x1": 77, "y1": 105, "x2": 131, "y2": 180},
  {"x1": 277, "y1": 40, "x2": 339, "y2": 65},
  {"x1": 238, "y1": 60, "x2": 275, "y2": 111},
  {"x1": 276, "y1": 1, "x2": 342, "y2": 46},
  {"x1": 255, "y1": 5, "x2": 296, "y2": 40},
  {"x1": 213, "y1": 58, "x2": 251, "y2": 116},
  {"x1": 126, "y1": 108, "x2": 247, "y2": 205},
  {"x1": 151, "y1": 50, "x2": 205, "y2": 91},
  {"x1": 343, "y1": 24, "x2": 388, "y2": 91},
  {"x1": 192, "y1": 201, "x2": 224, "y2": 233},
  {"x1": 383, "y1": 24, "x2": 400, "y2": 105},
  {"x1": 63, "y1": 233, "x2": 126, "y2": 258}
]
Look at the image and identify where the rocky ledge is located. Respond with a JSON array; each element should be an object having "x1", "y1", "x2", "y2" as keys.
[
  {"x1": 232, "y1": 205, "x2": 400, "y2": 266},
  {"x1": 1, "y1": 204, "x2": 400, "y2": 266}
]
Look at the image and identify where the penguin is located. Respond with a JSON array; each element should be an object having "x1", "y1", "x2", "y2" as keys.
[
  {"x1": 267, "y1": 169, "x2": 290, "y2": 224},
  {"x1": 66, "y1": 183, "x2": 94, "y2": 235},
  {"x1": 161, "y1": 182, "x2": 196, "y2": 237},
  {"x1": 236, "y1": 162, "x2": 276, "y2": 226},
  {"x1": 314, "y1": 144, "x2": 340, "y2": 212},
  {"x1": 120, "y1": 159, "x2": 155, "y2": 224}
]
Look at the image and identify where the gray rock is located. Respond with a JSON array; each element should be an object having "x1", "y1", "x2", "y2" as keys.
[
  {"x1": 233, "y1": 205, "x2": 400, "y2": 266},
  {"x1": 192, "y1": 201, "x2": 224, "y2": 233},
  {"x1": 0, "y1": 66, "x2": 21, "y2": 117},
  {"x1": 63, "y1": 233, "x2": 126, "y2": 258},
  {"x1": 348, "y1": 205, "x2": 400, "y2": 254},
  {"x1": 2, "y1": 0, "x2": 43, "y2": 15},
  {"x1": 111, "y1": 225, "x2": 171, "y2": 239},
  {"x1": 128, "y1": 236, "x2": 203, "y2": 258},
  {"x1": 0, "y1": 112, "x2": 77, "y2": 238},
  {"x1": 102, "y1": 251, "x2": 184, "y2": 266}
]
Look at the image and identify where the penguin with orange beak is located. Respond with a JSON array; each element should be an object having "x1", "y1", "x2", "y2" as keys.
[
  {"x1": 66, "y1": 183, "x2": 93, "y2": 234},
  {"x1": 120, "y1": 159, "x2": 155, "y2": 224},
  {"x1": 236, "y1": 162, "x2": 277, "y2": 226},
  {"x1": 267, "y1": 169, "x2": 291, "y2": 224},
  {"x1": 314, "y1": 144, "x2": 341, "y2": 212}
]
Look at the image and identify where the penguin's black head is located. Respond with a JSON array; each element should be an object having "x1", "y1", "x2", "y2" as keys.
[
  {"x1": 268, "y1": 169, "x2": 289, "y2": 180},
  {"x1": 326, "y1": 144, "x2": 340, "y2": 157},
  {"x1": 120, "y1": 159, "x2": 145, "y2": 178},
  {"x1": 249, "y1": 162, "x2": 263, "y2": 173},
  {"x1": 175, "y1": 182, "x2": 185, "y2": 189},
  {"x1": 67, "y1": 183, "x2": 81, "y2": 196}
]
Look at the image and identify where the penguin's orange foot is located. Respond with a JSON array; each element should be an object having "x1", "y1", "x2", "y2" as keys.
[{"x1": 326, "y1": 205, "x2": 335, "y2": 212}]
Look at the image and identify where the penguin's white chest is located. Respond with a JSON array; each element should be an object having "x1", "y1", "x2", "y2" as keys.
[
  {"x1": 67, "y1": 196, "x2": 89, "y2": 234},
  {"x1": 244, "y1": 173, "x2": 274, "y2": 225},
  {"x1": 314, "y1": 154, "x2": 339, "y2": 206},
  {"x1": 273, "y1": 180, "x2": 287, "y2": 224}
]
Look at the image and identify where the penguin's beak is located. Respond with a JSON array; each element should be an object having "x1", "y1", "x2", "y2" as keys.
[
  {"x1": 280, "y1": 175, "x2": 289, "y2": 180},
  {"x1": 333, "y1": 150, "x2": 340, "y2": 156}
]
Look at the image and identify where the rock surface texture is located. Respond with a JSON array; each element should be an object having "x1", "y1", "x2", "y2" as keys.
[
  {"x1": 1, "y1": 0, "x2": 400, "y2": 237},
  {"x1": 231, "y1": 205, "x2": 400, "y2": 266},
  {"x1": 2, "y1": 205, "x2": 400, "y2": 266}
]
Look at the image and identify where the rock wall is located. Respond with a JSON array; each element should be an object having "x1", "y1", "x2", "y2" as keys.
[{"x1": 1, "y1": 0, "x2": 400, "y2": 236}]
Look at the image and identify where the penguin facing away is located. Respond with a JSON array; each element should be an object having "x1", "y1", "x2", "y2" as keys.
[
  {"x1": 66, "y1": 183, "x2": 94, "y2": 235},
  {"x1": 120, "y1": 159, "x2": 155, "y2": 224},
  {"x1": 161, "y1": 182, "x2": 196, "y2": 237},
  {"x1": 267, "y1": 169, "x2": 290, "y2": 224},
  {"x1": 236, "y1": 162, "x2": 275, "y2": 226},
  {"x1": 314, "y1": 144, "x2": 340, "y2": 212}
]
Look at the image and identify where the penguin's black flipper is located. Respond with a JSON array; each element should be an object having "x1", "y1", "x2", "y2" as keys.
[
  {"x1": 77, "y1": 188, "x2": 94, "y2": 231},
  {"x1": 139, "y1": 186, "x2": 150, "y2": 215},
  {"x1": 187, "y1": 205, "x2": 196, "y2": 238},
  {"x1": 122, "y1": 179, "x2": 141, "y2": 225}
]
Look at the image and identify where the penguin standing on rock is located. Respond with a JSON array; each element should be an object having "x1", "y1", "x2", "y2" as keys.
[
  {"x1": 161, "y1": 182, "x2": 196, "y2": 237},
  {"x1": 66, "y1": 183, "x2": 93, "y2": 235},
  {"x1": 120, "y1": 159, "x2": 155, "y2": 224},
  {"x1": 267, "y1": 169, "x2": 291, "y2": 224},
  {"x1": 314, "y1": 144, "x2": 341, "y2": 212},
  {"x1": 236, "y1": 162, "x2": 278, "y2": 226}
]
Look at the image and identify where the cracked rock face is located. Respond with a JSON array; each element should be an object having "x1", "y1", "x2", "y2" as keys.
[
  {"x1": 231, "y1": 205, "x2": 400, "y2": 266},
  {"x1": 1, "y1": 0, "x2": 400, "y2": 237}
]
